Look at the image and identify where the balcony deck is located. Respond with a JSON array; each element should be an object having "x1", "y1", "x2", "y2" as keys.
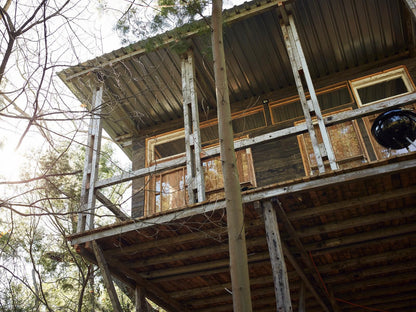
[{"x1": 68, "y1": 151, "x2": 416, "y2": 312}]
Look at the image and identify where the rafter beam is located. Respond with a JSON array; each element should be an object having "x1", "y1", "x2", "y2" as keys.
[{"x1": 287, "y1": 185, "x2": 416, "y2": 220}]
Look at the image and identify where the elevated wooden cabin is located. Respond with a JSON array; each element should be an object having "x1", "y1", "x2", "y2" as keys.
[{"x1": 59, "y1": 0, "x2": 416, "y2": 311}]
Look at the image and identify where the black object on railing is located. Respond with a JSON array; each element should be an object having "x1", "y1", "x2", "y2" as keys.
[{"x1": 371, "y1": 109, "x2": 416, "y2": 149}]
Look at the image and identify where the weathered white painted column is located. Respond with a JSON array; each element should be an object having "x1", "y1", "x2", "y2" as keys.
[
  {"x1": 279, "y1": 6, "x2": 338, "y2": 173},
  {"x1": 78, "y1": 84, "x2": 103, "y2": 232},
  {"x1": 181, "y1": 50, "x2": 205, "y2": 204},
  {"x1": 262, "y1": 200, "x2": 293, "y2": 312}
]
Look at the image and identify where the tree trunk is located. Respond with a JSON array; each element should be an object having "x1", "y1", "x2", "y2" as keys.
[{"x1": 211, "y1": 1, "x2": 253, "y2": 311}]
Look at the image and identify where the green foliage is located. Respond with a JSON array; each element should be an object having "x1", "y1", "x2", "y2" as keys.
[
  {"x1": 115, "y1": 0, "x2": 210, "y2": 53},
  {"x1": 0, "y1": 140, "x2": 132, "y2": 311}
]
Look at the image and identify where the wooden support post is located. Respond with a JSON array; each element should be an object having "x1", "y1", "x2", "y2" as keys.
[
  {"x1": 279, "y1": 8, "x2": 338, "y2": 173},
  {"x1": 181, "y1": 50, "x2": 205, "y2": 204},
  {"x1": 262, "y1": 200, "x2": 293, "y2": 312},
  {"x1": 298, "y1": 282, "x2": 305, "y2": 312},
  {"x1": 92, "y1": 240, "x2": 123, "y2": 312},
  {"x1": 78, "y1": 85, "x2": 103, "y2": 232},
  {"x1": 135, "y1": 286, "x2": 149, "y2": 312}
]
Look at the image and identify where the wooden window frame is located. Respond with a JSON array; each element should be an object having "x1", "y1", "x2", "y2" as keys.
[
  {"x1": 296, "y1": 108, "x2": 369, "y2": 176},
  {"x1": 350, "y1": 66, "x2": 416, "y2": 159},
  {"x1": 145, "y1": 130, "x2": 257, "y2": 216},
  {"x1": 269, "y1": 82, "x2": 355, "y2": 126},
  {"x1": 350, "y1": 66, "x2": 416, "y2": 108}
]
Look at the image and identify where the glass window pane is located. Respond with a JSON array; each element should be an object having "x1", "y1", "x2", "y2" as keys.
[
  {"x1": 154, "y1": 137, "x2": 185, "y2": 160},
  {"x1": 318, "y1": 86, "x2": 353, "y2": 111},
  {"x1": 357, "y1": 78, "x2": 407, "y2": 105},
  {"x1": 232, "y1": 110, "x2": 266, "y2": 134}
]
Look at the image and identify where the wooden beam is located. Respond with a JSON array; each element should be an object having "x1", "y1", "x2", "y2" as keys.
[
  {"x1": 274, "y1": 199, "x2": 338, "y2": 311},
  {"x1": 170, "y1": 275, "x2": 275, "y2": 299},
  {"x1": 125, "y1": 236, "x2": 266, "y2": 269},
  {"x1": 306, "y1": 225, "x2": 416, "y2": 255},
  {"x1": 143, "y1": 252, "x2": 270, "y2": 280},
  {"x1": 135, "y1": 286, "x2": 149, "y2": 312},
  {"x1": 288, "y1": 13, "x2": 338, "y2": 171},
  {"x1": 92, "y1": 241, "x2": 123, "y2": 312},
  {"x1": 324, "y1": 259, "x2": 416, "y2": 284},
  {"x1": 334, "y1": 271, "x2": 416, "y2": 293},
  {"x1": 83, "y1": 244, "x2": 191, "y2": 312},
  {"x1": 102, "y1": 219, "x2": 263, "y2": 258},
  {"x1": 262, "y1": 200, "x2": 292, "y2": 312},
  {"x1": 287, "y1": 185, "x2": 416, "y2": 220},
  {"x1": 181, "y1": 50, "x2": 205, "y2": 204},
  {"x1": 69, "y1": 157, "x2": 416, "y2": 245},
  {"x1": 298, "y1": 282, "x2": 305, "y2": 312},
  {"x1": 101, "y1": 257, "x2": 192, "y2": 312},
  {"x1": 78, "y1": 85, "x2": 103, "y2": 232},
  {"x1": 95, "y1": 190, "x2": 130, "y2": 221},
  {"x1": 316, "y1": 246, "x2": 416, "y2": 275},
  {"x1": 296, "y1": 206, "x2": 416, "y2": 238},
  {"x1": 279, "y1": 13, "x2": 326, "y2": 173},
  {"x1": 280, "y1": 242, "x2": 330, "y2": 312}
]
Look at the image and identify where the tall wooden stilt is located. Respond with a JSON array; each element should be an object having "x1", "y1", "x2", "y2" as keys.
[
  {"x1": 279, "y1": 6, "x2": 338, "y2": 173},
  {"x1": 298, "y1": 282, "x2": 305, "y2": 312},
  {"x1": 181, "y1": 50, "x2": 205, "y2": 204},
  {"x1": 92, "y1": 241, "x2": 123, "y2": 312},
  {"x1": 78, "y1": 85, "x2": 103, "y2": 232},
  {"x1": 135, "y1": 286, "x2": 149, "y2": 312},
  {"x1": 262, "y1": 200, "x2": 293, "y2": 312}
]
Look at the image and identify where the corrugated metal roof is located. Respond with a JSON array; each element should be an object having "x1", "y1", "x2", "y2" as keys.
[{"x1": 59, "y1": 0, "x2": 410, "y2": 157}]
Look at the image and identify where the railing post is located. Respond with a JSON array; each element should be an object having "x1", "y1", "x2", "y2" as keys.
[
  {"x1": 279, "y1": 6, "x2": 338, "y2": 173},
  {"x1": 181, "y1": 50, "x2": 205, "y2": 204},
  {"x1": 78, "y1": 84, "x2": 103, "y2": 232}
]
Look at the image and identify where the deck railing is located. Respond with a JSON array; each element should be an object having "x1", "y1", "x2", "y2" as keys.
[{"x1": 76, "y1": 91, "x2": 416, "y2": 233}]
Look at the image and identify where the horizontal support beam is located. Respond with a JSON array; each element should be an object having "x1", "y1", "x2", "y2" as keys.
[
  {"x1": 95, "y1": 92, "x2": 416, "y2": 190},
  {"x1": 68, "y1": 158, "x2": 416, "y2": 245},
  {"x1": 306, "y1": 225, "x2": 416, "y2": 255},
  {"x1": 287, "y1": 185, "x2": 416, "y2": 220},
  {"x1": 297, "y1": 206, "x2": 416, "y2": 238}
]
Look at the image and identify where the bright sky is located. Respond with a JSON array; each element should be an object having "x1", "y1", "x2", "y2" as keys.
[{"x1": 0, "y1": 0, "x2": 246, "y2": 183}]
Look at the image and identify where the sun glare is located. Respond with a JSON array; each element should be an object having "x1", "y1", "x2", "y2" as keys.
[{"x1": 0, "y1": 140, "x2": 25, "y2": 181}]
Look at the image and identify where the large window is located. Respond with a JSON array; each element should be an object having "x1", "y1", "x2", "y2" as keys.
[{"x1": 145, "y1": 131, "x2": 256, "y2": 215}]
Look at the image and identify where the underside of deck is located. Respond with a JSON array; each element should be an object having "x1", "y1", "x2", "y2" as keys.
[{"x1": 69, "y1": 152, "x2": 416, "y2": 312}]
